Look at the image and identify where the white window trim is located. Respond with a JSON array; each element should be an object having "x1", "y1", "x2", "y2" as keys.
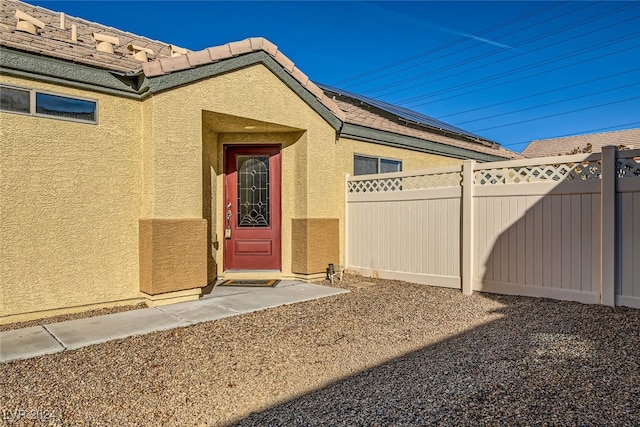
[{"x1": 0, "y1": 84, "x2": 99, "y2": 125}]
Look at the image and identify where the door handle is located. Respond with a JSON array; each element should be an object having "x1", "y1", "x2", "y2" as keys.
[{"x1": 225, "y1": 202, "x2": 232, "y2": 239}]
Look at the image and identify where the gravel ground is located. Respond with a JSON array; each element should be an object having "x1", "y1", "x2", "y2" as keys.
[{"x1": 1, "y1": 274, "x2": 639, "y2": 426}]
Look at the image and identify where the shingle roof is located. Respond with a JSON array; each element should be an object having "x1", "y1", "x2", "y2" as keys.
[
  {"x1": 522, "y1": 128, "x2": 640, "y2": 158},
  {"x1": 322, "y1": 85, "x2": 519, "y2": 160}
]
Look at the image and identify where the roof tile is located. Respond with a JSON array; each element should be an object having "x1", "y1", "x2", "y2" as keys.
[
  {"x1": 207, "y1": 43, "x2": 232, "y2": 61},
  {"x1": 1, "y1": 0, "x2": 175, "y2": 71},
  {"x1": 228, "y1": 39, "x2": 252, "y2": 56},
  {"x1": 142, "y1": 59, "x2": 164, "y2": 77},
  {"x1": 159, "y1": 54, "x2": 191, "y2": 73},
  {"x1": 186, "y1": 49, "x2": 212, "y2": 67},
  {"x1": 304, "y1": 81, "x2": 325, "y2": 101},
  {"x1": 273, "y1": 50, "x2": 295, "y2": 72},
  {"x1": 1, "y1": 0, "x2": 516, "y2": 157},
  {"x1": 255, "y1": 37, "x2": 278, "y2": 56},
  {"x1": 321, "y1": 94, "x2": 347, "y2": 121},
  {"x1": 289, "y1": 66, "x2": 309, "y2": 86}
]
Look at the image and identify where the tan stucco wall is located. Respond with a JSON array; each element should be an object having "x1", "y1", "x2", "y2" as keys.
[
  {"x1": 139, "y1": 218, "x2": 207, "y2": 295},
  {"x1": 144, "y1": 64, "x2": 337, "y2": 277},
  {"x1": 0, "y1": 75, "x2": 143, "y2": 321},
  {"x1": 291, "y1": 218, "x2": 340, "y2": 274},
  {"x1": 0, "y1": 63, "x2": 472, "y2": 322},
  {"x1": 336, "y1": 137, "x2": 464, "y2": 172}
]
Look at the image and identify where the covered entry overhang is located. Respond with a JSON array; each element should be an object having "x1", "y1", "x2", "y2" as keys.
[
  {"x1": 202, "y1": 111, "x2": 306, "y2": 282},
  {"x1": 137, "y1": 44, "x2": 346, "y2": 300}
]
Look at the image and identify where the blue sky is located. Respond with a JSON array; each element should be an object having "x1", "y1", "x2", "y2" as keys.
[{"x1": 27, "y1": 1, "x2": 640, "y2": 153}]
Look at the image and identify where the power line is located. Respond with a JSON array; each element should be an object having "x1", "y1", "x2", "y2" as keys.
[
  {"x1": 453, "y1": 81, "x2": 640, "y2": 126},
  {"x1": 471, "y1": 97, "x2": 639, "y2": 133},
  {"x1": 438, "y1": 68, "x2": 640, "y2": 119},
  {"x1": 342, "y1": 1, "x2": 587, "y2": 90},
  {"x1": 377, "y1": 12, "x2": 640, "y2": 101},
  {"x1": 331, "y1": 1, "x2": 567, "y2": 86},
  {"x1": 357, "y1": 1, "x2": 634, "y2": 95},
  {"x1": 402, "y1": 39, "x2": 639, "y2": 108}
]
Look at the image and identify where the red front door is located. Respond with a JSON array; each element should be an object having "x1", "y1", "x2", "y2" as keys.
[{"x1": 224, "y1": 145, "x2": 282, "y2": 270}]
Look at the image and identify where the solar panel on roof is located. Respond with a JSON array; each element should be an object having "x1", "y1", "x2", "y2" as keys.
[{"x1": 318, "y1": 83, "x2": 495, "y2": 145}]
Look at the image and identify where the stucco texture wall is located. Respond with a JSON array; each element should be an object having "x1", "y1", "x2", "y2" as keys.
[
  {"x1": 0, "y1": 63, "x2": 473, "y2": 321},
  {"x1": 145, "y1": 64, "x2": 337, "y2": 276},
  {"x1": 0, "y1": 75, "x2": 142, "y2": 321},
  {"x1": 336, "y1": 137, "x2": 464, "y2": 172}
]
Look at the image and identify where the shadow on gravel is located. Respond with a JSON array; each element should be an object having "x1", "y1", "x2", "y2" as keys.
[{"x1": 230, "y1": 294, "x2": 640, "y2": 426}]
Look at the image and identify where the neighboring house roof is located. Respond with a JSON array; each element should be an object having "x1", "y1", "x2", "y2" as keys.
[
  {"x1": 1, "y1": 0, "x2": 517, "y2": 160},
  {"x1": 522, "y1": 128, "x2": 640, "y2": 158}
]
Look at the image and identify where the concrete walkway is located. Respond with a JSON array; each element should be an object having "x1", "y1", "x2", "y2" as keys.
[{"x1": 0, "y1": 281, "x2": 348, "y2": 364}]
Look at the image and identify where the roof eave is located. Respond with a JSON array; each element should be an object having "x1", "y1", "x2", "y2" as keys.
[{"x1": 341, "y1": 123, "x2": 511, "y2": 162}]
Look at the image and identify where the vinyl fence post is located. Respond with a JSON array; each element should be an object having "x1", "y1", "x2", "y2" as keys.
[
  {"x1": 461, "y1": 160, "x2": 475, "y2": 295},
  {"x1": 601, "y1": 146, "x2": 617, "y2": 307},
  {"x1": 344, "y1": 173, "x2": 350, "y2": 271}
]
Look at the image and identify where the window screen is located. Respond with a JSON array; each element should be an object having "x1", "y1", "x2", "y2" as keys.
[
  {"x1": 354, "y1": 155, "x2": 379, "y2": 175},
  {"x1": 0, "y1": 86, "x2": 30, "y2": 114},
  {"x1": 380, "y1": 158, "x2": 402, "y2": 173},
  {"x1": 354, "y1": 155, "x2": 402, "y2": 176}
]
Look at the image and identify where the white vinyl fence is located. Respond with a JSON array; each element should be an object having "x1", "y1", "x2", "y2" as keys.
[{"x1": 345, "y1": 146, "x2": 640, "y2": 308}]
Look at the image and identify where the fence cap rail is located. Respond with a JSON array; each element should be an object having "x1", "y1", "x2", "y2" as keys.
[
  {"x1": 474, "y1": 152, "x2": 602, "y2": 171},
  {"x1": 347, "y1": 164, "x2": 462, "y2": 182},
  {"x1": 617, "y1": 148, "x2": 640, "y2": 159}
]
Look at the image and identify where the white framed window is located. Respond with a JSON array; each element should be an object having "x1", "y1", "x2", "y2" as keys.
[
  {"x1": 354, "y1": 154, "x2": 402, "y2": 176},
  {"x1": 0, "y1": 84, "x2": 98, "y2": 124}
]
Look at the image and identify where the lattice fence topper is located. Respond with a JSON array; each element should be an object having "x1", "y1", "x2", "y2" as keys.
[
  {"x1": 616, "y1": 157, "x2": 640, "y2": 178},
  {"x1": 348, "y1": 171, "x2": 462, "y2": 193},
  {"x1": 474, "y1": 160, "x2": 603, "y2": 185}
]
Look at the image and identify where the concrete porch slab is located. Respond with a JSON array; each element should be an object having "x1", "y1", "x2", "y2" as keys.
[
  {"x1": 44, "y1": 308, "x2": 188, "y2": 350},
  {"x1": 0, "y1": 326, "x2": 65, "y2": 363}
]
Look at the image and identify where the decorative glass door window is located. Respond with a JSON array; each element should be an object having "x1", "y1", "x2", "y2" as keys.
[{"x1": 237, "y1": 155, "x2": 270, "y2": 227}]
